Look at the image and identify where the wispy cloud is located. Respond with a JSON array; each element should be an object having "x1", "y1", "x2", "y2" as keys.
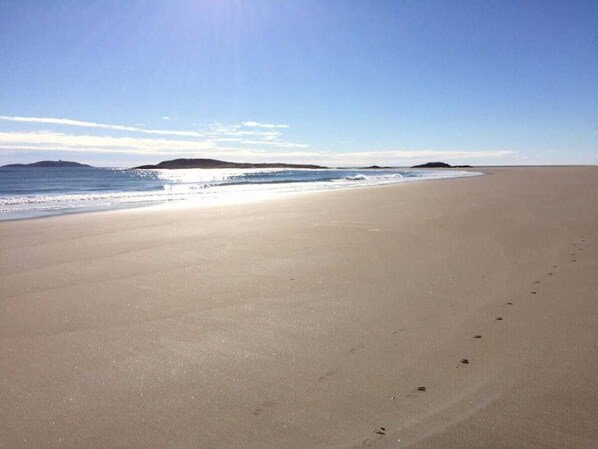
[
  {"x1": 0, "y1": 115, "x2": 203, "y2": 138},
  {"x1": 311, "y1": 149, "x2": 513, "y2": 166},
  {"x1": 324, "y1": 149, "x2": 514, "y2": 161},
  {"x1": 204, "y1": 128, "x2": 283, "y2": 139},
  {"x1": 0, "y1": 116, "x2": 297, "y2": 142},
  {"x1": 242, "y1": 121, "x2": 290, "y2": 128},
  {"x1": 0, "y1": 130, "x2": 513, "y2": 164},
  {"x1": 239, "y1": 140, "x2": 309, "y2": 148},
  {"x1": 0, "y1": 114, "x2": 515, "y2": 165},
  {"x1": 161, "y1": 116, "x2": 171, "y2": 120},
  {"x1": 0, "y1": 131, "x2": 214, "y2": 154}
]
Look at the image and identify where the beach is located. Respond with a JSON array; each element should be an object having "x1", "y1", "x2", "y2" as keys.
[{"x1": 1, "y1": 166, "x2": 597, "y2": 448}]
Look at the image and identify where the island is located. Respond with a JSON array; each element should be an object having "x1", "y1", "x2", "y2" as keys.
[
  {"x1": 362, "y1": 165, "x2": 392, "y2": 169},
  {"x1": 1, "y1": 160, "x2": 92, "y2": 168},
  {"x1": 411, "y1": 162, "x2": 472, "y2": 168},
  {"x1": 133, "y1": 158, "x2": 327, "y2": 170}
]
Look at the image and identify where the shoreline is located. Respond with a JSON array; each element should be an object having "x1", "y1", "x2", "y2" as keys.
[
  {"x1": 0, "y1": 168, "x2": 484, "y2": 222},
  {"x1": 1, "y1": 166, "x2": 597, "y2": 449}
]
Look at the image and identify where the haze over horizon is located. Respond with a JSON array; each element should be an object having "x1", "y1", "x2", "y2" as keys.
[{"x1": 1, "y1": 0, "x2": 597, "y2": 167}]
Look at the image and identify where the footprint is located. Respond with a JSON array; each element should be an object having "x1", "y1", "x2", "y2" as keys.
[
  {"x1": 533, "y1": 281, "x2": 540, "y2": 284},
  {"x1": 406, "y1": 386, "x2": 427, "y2": 398},
  {"x1": 361, "y1": 428, "x2": 387, "y2": 447},
  {"x1": 472, "y1": 335, "x2": 482, "y2": 339},
  {"x1": 495, "y1": 317, "x2": 504, "y2": 321},
  {"x1": 459, "y1": 358, "x2": 470, "y2": 366},
  {"x1": 503, "y1": 302, "x2": 513, "y2": 306},
  {"x1": 547, "y1": 272, "x2": 553, "y2": 276},
  {"x1": 391, "y1": 327, "x2": 408, "y2": 335},
  {"x1": 531, "y1": 291, "x2": 537, "y2": 295},
  {"x1": 318, "y1": 370, "x2": 336, "y2": 381},
  {"x1": 252, "y1": 400, "x2": 276, "y2": 416},
  {"x1": 349, "y1": 343, "x2": 365, "y2": 354}
]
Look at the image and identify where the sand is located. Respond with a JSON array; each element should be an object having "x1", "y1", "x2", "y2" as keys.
[{"x1": 0, "y1": 167, "x2": 597, "y2": 449}]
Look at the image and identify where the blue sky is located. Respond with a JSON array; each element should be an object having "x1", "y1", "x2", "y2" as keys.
[{"x1": 1, "y1": 0, "x2": 597, "y2": 166}]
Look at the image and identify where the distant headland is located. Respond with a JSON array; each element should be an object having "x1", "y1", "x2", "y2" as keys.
[
  {"x1": 133, "y1": 158, "x2": 328, "y2": 170},
  {"x1": 411, "y1": 162, "x2": 472, "y2": 168},
  {"x1": 1, "y1": 160, "x2": 92, "y2": 168}
]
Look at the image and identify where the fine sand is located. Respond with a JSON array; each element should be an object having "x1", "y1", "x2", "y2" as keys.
[{"x1": 1, "y1": 167, "x2": 597, "y2": 449}]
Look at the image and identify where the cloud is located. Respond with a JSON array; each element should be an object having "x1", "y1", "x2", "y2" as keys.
[
  {"x1": 204, "y1": 129, "x2": 283, "y2": 139},
  {"x1": 325, "y1": 149, "x2": 514, "y2": 161},
  {"x1": 0, "y1": 115, "x2": 311, "y2": 155},
  {"x1": 212, "y1": 148, "x2": 514, "y2": 166},
  {"x1": 0, "y1": 130, "x2": 513, "y2": 165},
  {"x1": 0, "y1": 114, "x2": 515, "y2": 166},
  {"x1": 0, "y1": 131, "x2": 214, "y2": 154},
  {"x1": 161, "y1": 116, "x2": 171, "y2": 120},
  {"x1": 239, "y1": 140, "x2": 309, "y2": 148},
  {"x1": 242, "y1": 121, "x2": 290, "y2": 128},
  {"x1": 0, "y1": 115, "x2": 203, "y2": 138}
]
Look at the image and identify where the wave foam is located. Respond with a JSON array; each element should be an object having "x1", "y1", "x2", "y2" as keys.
[{"x1": 0, "y1": 168, "x2": 482, "y2": 219}]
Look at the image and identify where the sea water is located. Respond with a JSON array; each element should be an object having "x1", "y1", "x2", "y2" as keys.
[{"x1": 0, "y1": 166, "x2": 482, "y2": 220}]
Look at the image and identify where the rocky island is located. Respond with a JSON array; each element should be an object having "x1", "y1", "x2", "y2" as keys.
[
  {"x1": 1, "y1": 160, "x2": 92, "y2": 168},
  {"x1": 411, "y1": 161, "x2": 472, "y2": 168},
  {"x1": 362, "y1": 165, "x2": 392, "y2": 169},
  {"x1": 133, "y1": 158, "x2": 327, "y2": 170}
]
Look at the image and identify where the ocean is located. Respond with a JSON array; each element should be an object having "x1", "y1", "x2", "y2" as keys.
[{"x1": 0, "y1": 166, "x2": 481, "y2": 220}]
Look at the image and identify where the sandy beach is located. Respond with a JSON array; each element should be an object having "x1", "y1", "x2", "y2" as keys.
[{"x1": 1, "y1": 166, "x2": 597, "y2": 449}]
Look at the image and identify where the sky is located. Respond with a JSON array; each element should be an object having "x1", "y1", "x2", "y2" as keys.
[{"x1": 1, "y1": 0, "x2": 597, "y2": 167}]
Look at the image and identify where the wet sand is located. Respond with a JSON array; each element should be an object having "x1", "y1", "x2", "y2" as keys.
[{"x1": 1, "y1": 167, "x2": 597, "y2": 448}]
